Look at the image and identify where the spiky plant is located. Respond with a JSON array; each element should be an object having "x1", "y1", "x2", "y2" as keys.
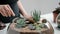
[
  {"x1": 32, "y1": 10, "x2": 41, "y2": 22},
  {"x1": 15, "y1": 18, "x2": 26, "y2": 28},
  {"x1": 29, "y1": 10, "x2": 47, "y2": 30}
]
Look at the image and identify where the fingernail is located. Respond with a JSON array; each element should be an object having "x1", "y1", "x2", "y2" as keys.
[{"x1": 13, "y1": 14, "x2": 15, "y2": 16}]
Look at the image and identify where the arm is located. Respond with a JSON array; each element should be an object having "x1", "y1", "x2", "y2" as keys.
[
  {"x1": 17, "y1": 0, "x2": 35, "y2": 23},
  {"x1": 17, "y1": 0, "x2": 29, "y2": 18}
]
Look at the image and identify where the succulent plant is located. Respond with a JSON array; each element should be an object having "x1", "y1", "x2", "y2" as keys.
[
  {"x1": 32, "y1": 10, "x2": 41, "y2": 22},
  {"x1": 15, "y1": 18, "x2": 26, "y2": 28},
  {"x1": 28, "y1": 23, "x2": 46, "y2": 30},
  {"x1": 29, "y1": 10, "x2": 47, "y2": 30},
  {"x1": 34, "y1": 23, "x2": 46, "y2": 30}
]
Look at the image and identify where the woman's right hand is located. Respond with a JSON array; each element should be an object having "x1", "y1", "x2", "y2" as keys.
[{"x1": 0, "y1": 5, "x2": 15, "y2": 17}]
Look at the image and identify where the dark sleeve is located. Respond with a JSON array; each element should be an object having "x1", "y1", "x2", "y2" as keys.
[{"x1": 0, "y1": 0, "x2": 18, "y2": 4}]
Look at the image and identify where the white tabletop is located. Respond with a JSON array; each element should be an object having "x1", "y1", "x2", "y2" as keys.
[
  {"x1": 41, "y1": 13, "x2": 60, "y2": 34},
  {"x1": 0, "y1": 23, "x2": 10, "y2": 34},
  {"x1": 0, "y1": 13, "x2": 60, "y2": 34}
]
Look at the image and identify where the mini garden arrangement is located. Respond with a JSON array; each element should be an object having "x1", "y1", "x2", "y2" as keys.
[{"x1": 11, "y1": 10, "x2": 54, "y2": 34}]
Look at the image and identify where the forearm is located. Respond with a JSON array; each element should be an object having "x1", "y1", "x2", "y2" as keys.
[
  {"x1": 17, "y1": 0, "x2": 28, "y2": 17},
  {"x1": 17, "y1": 0, "x2": 35, "y2": 23}
]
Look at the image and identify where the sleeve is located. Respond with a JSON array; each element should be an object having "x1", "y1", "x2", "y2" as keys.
[{"x1": 0, "y1": 0, "x2": 18, "y2": 4}]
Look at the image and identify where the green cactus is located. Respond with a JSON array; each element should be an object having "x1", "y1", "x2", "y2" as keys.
[
  {"x1": 30, "y1": 10, "x2": 47, "y2": 30},
  {"x1": 32, "y1": 10, "x2": 41, "y2": 22}
]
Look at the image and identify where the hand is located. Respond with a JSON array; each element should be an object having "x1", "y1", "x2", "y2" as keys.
[
  {"x1": 25, "y1": 15, "x2": 35, "y2": 23},
  {"x1": 0, "y1": 5, "x2": 15, "y2": 17}
]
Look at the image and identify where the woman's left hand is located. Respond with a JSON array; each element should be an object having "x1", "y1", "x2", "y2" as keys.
[{"x1": 25, "y1": 15, "x2": 35, "y2": 23}]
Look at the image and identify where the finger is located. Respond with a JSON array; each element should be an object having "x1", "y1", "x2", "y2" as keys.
[
  {"x1": 3, "y1": 5, "x2": 11, "y2": 17},
  {"x1": 26, "y1": 16, "x2": 35, "y2": 23},
  {"x1": 0, "y1": 8, "x2": 5, "y2": 16},
  {"x1": 0, "y1": 11, "x2": 5, "y2": 16},
  {"x1": 28, "y1": 18, "x2": 35, "y2": 23},
  {"x1": 7, "y1": 5, "x2": 15, "y2": 16},
  {"x1": 1, "y1": 8, "x2": 8, "y2": 17}
]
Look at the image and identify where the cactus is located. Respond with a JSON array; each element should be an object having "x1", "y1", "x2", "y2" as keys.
[
  {"x1": 32, "y1": 10, "x2": 41, "y2": 22},
  {"x1": 30, "y1": 10, "x2": 47, "y2": 30}
]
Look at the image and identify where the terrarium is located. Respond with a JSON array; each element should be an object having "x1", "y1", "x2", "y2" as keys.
[
  {"x1": 56, "y1": 13, "x2": 60, "y2": 28},
  {"x1": 53, "y1": 2, "x2": 60, "y2": 22},
  {"x1": 11, "y1": 10, "x2": 54, "y2": 34}
]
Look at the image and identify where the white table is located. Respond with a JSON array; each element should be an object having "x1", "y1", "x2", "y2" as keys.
[
  {"x1": 41, "y1": 13, "x2": 60, "y2": 34},
  {"x1": 0, "y1": 13, "x2": 60, "y2": 34},
  {"x1": 0, "y1": 23, "x2": 10, "y2": 34}
]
